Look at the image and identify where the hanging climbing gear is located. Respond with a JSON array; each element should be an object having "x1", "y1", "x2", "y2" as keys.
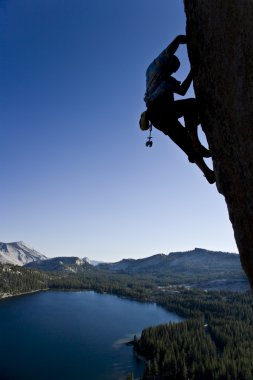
[{"x1": 146, "y1": 124, "x2": 153, "y2": 147}]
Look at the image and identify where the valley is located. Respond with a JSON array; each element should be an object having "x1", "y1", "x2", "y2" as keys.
[{"x1": 0, "y1": 241, "x2": 252, "y2": 379}]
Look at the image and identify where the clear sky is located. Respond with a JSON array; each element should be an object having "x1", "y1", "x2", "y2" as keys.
[{"x1": 0, "y1": 0, "x2": 238, "y2": 261}]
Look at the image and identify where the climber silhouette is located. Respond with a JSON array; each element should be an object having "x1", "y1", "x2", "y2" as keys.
[{"x1": 142, "y1": 35, "x2": 215, "y2": 184}]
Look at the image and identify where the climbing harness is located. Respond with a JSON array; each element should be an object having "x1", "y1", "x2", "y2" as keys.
[{"x1": 146, "y1": 124, "x2": 153, "y2": 147}]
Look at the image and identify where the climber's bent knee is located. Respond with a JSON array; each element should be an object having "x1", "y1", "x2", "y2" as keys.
[{"x1": 188, "y1": 152, "x2": 201, "y2": 163}]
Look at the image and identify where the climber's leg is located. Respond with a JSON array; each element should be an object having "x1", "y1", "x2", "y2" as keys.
[
  {"x1": 194, "y1": 157, "x2": 216, "y2": 184},
  {"x1": 188, "y1": 129, "x2": 211, "y2": 158},
  {"x1": 147, "y1": 105, "x2": 215, "y2": 184},
  {"x1": 158, "y1": 120, "x2": 215, "y2": 184},
  {"x1": 162, "y1": 120, "x2": 199, "y2": 162},
  {"x1": 174, "y1": 99, "x2": 211, "y2": 158},
  {"x1": 147, "y1": 98, "x2": 215, "y2": 184},
  {"x1": 147, "y1": 100, "x2": 199, "y2": 162},
  {"x1": 165, "y1": 122, "x2": 215, "y2": 184},
  {"x1": 173, "y1": 98, "x2": 199, "y2": 129}
]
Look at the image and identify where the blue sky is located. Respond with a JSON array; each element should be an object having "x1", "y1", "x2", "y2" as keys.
[{"x1": 0, "y1": 0, "x2": 238, "y2": 261}]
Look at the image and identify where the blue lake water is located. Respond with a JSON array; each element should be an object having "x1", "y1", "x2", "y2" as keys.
[{"x1": 0, "y1": 291, "x2": 182, "y2": 380}]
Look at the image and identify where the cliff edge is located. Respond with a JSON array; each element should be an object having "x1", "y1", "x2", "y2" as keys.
[{"x1": 184, "y1": 0, "x2": 253, "y2": 288}]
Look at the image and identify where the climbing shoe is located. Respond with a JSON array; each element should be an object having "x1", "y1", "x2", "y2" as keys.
[{"x1": 205, "y1": 170, "x2": 216, "y2": 184}]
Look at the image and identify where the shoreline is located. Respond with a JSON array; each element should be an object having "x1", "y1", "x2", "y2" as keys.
[{"x1": 0, "y1": 288, "x2": 49, "y2": 300}]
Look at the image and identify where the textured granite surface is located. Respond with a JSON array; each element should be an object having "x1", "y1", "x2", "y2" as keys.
[{"x1": 184, "y1": 0, "x2": 253, "y2": 288}]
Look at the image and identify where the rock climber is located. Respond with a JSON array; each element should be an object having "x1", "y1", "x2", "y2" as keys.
[{"x1": 142, "y1": 34, "x2": 215, "y2": 184}]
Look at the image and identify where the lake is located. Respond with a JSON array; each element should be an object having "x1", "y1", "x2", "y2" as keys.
[{"x1": 0, "y1": 291, "x2": 182, "y2": 380}]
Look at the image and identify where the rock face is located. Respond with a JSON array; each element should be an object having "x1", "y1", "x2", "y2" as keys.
[{"x1": 184, "y1": 1, "x2": 253, "y2": 288}]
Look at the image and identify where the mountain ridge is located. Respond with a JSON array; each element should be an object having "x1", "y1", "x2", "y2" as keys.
[
  {"x1": 0, "y1": 242, "x2": 248, "y2": 291},
  {"x1": 25, "y1": 256, "x2": 93, "y2": 273},
  {"x1": 98, "y1": 248, "x2": 241, "y2": 274}
]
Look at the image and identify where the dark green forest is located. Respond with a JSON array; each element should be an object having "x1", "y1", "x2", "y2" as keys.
[
  {"x1": 135, "y1": 291, "x2": 253, "y2": 380},
  {"x1": 0, "y1": 264, "x2": 48, "y2": 295},
  {"x1": 1, "y1": 264, "x2": 253, "y2": 380}
]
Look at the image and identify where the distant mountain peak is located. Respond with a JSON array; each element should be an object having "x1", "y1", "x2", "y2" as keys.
[{"x1": 0, "y1": 241, "x2": 47, "y2": 266}]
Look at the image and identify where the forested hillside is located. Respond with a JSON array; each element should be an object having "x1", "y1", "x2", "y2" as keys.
[
  {"x1": 0, "y1": 264, "x2": 48, "y2": 297},
  {"x1": 25, "y1": 248, "x2": 249, "y2": 292},
  {"x1": 135, "y1": 291, "x2": 253, "y2": 380}
]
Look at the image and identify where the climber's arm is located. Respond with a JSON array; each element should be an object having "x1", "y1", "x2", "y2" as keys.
[
  {"x1": 165, "y1": 35, "x2": 187, "y2": 56},
  {"x1": 174, "y1": 70, "x2": 193, "y2": 96}
]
